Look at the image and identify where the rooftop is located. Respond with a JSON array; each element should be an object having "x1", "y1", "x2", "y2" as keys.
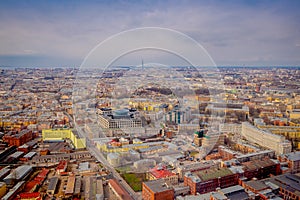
[
  {"x1": 149, "y1": 164, "x2": 175, "y2": 179},
  {"x1": 143, "y1": 179, "x2": 173, "y2": 193},
  {"x1": 108, "y1": 179, "x2": 132, "y2": 200},
  {"x1": 196, "y1": 168, "x2": 233, "y2": 181},
  {"x1": 284, "y1": 151, "x2": 300, "y2": 161}
]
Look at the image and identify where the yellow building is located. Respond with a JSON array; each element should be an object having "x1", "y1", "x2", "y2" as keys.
[
  {"x1": 42, "y1": 129, "x2": 86, "y2": 149},
  {"x1": 0, "y1": 182, "x2": 6, "y2": 199}
]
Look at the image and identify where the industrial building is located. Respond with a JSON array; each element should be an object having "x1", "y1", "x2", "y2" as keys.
[
  {"x1": 2, "y1": 181, "x2": 25, "y2": 200},
  {"x1": 47, "y1": 177, "x2": 59, "y2": 195},
  {"x1": 4, "y1": 165, "x2": 33, "y2": 186}
]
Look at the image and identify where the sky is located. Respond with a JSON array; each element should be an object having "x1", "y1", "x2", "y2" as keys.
[{"x1": 0, "y1": 0, "x2": 299, "y2": 67}]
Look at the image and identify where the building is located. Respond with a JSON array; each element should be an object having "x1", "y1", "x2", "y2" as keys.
[
  {"x1": 84, "y1": 176, "x2": 104, "y2": 200},
  {"x1": 42, "y1": 129, "x2": 86, "y2": 149},
  {"x1": 98, "y1": 108, "x2": 142, "y2": 129},
  {"x1": 2, "y1": 181, "x2": 25, "y2": 200},
  {"x1": 0, "y1": 182, "x2": 7, "y2": 199},
  {"x1": 107, "y1": 153, "x2": 120, "y2": 167},
  {"x1": 164, "y1": 107, "x2": 192, "y2": 124},
  {"x1": 148, "y1": 164, "x2": 178, "y2": 185},
  {"x1": 56, "y1": 160, "x2": 68, "y2": 175},
  {"x1": 3, "y1": 130, "x2": 33, "y2": 147},
  {"x1": 142, "y1": 179, "x2": 174, "y2": 200},
  {"x1": 241, "y1": 122, "x2": 292, "y2": 155},
  {"x1": 108, "y1": 179, "x2": 133, "y2": 200},
  {"x1": 218, "y1": 185, "x2": 250, "y2": 200},
  {"x1": 257, "y1": 125, "x2": 300, "y2": 150},
  {"x1": 64, "y1": 175, "x2": 75, "y2": 196},
  {"x1": 184, "y1": 168, "x2": 239, "y2": 195},
  {"x1": 205, "y1": 103, "x2": 249, "y2": 121},
  {"x1": 242, "y1": 173, "x2": 300, "y2": 200},
  {"x1": 201, "y1": 133, "x2": 226, "y2": 151},
  {"x1": 47, "y1": 177, "x2": 59, "y2": 195},
  {"x1": 278, "y1": 151, "x2": 300, "y2": 173},
  {"x1": 134, "y1": 159, "x2": 156, "y2": 171},
  {"x1": 241, "y1": 158, "x2": 280, "y2": 180},
  {"x1": 4, "y1": 165, "x2": 33, "y2": 186},
  {"x1": 219, "y1": 123, "x2": 242, "y2": 134},
  {"x1": 31, "y1": 151, "x2": 91, "y2": 164},
  {"x1": 74, "y1": 176, "x2": 81, "y2": 197},
  {"x1": 176, "y1": 161, "x2": 217, "y2": 180},
  {"x1": 18, "y1": 192, "x2": 42, "y2": 200},
  {"x1": 0, "y1": 167, "x2": 10, "y2": 180}
]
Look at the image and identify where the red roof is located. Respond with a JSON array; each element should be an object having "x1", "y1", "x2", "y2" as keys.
[
  {"x1": 56, "y1": 160, "x2": 67, "y2": 170},
  {"x1": 19, "y1": 192, "x2": 41, "y2": 198},
  {"x1": 149, "y1": 165, "x2": 175, "y2": 179},
  {"x1": 37, "y1": 168, "x2": 49, "y2": 178},
  {"x1": 24, "y1": 180, "x2": 39, "y2": 192}
]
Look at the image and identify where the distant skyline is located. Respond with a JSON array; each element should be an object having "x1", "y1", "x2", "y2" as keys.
[{"x1": 0, "y1": 0, "x2": 300, "y2": 67}]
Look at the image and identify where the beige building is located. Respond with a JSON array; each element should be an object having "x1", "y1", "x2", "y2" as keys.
[{"x1": 241, "y1": 122, "x2": 292, "y2": 155}]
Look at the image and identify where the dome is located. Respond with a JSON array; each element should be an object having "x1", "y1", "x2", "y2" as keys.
[{"x1": 113, "y1": 109, "x2": 129, "y2": 116}]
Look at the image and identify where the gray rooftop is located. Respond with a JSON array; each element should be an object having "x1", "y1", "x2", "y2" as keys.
[{"x1": 143, "y1": 179, "x2": 173, "y2": 193}]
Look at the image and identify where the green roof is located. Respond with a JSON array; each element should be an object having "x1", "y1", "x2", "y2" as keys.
[{"x1": 196, "y1": 168, "x2": 233, "y2": 181}]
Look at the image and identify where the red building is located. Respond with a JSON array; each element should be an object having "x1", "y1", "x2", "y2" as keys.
[
  {"x1": 184, "y1": 168, "x2": 239, "y2": 195},
  {"x1": 18, "y1": 192, "x2": 42, "y2": 200},
  {"x1": 242, "y1": 158, "x2": 280, "y2": 180},
  {"x1": 56, "y1": 160, "x2": 68, "y2": 175},
  {"x1": 3, "y1": 130, "x2": 33, "y2": 147},
  {"x1": 147, "y1": 164, "x2": 178, "y2": 185},
  {"x1": 142, "y1": 179, "x2": 174, "y2": 200}
]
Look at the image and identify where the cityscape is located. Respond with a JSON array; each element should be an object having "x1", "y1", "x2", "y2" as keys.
[
  {"x1": 0, "y1": 66, "x2": 300, "y2": 200},
  {"x1": 1, "y1": 1, "x2": 300, "y2": 200}
]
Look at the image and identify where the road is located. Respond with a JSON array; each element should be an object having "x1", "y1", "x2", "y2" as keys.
[
  {"x1": 88, "y1": 144, "x2": 140, "y2": 200},
  {"x1": 70, "y1": 116, "x2": 140, "y2": 200}
]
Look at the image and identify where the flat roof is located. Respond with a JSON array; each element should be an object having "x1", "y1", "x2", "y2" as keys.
[
  {"x1": 47, "y1": 177, "x2": 59, "y2": 191},
  {"x1": 24, "y1": 152, "x2": 36, "y2": 158},
  {"x1": 143, "y1": 179, "x2": 173, "y2": 193},
  {"x1": 285, "y1": 151, "x2": 300, "y2": 161},
  {"x1": 244, "y1": 180, "x2": 269, "y2": 191},
  {"x1": 65, "y1": 175, "x2": 75, "y2": 194},
  {"x1": 196, "y1": 168, "x2": 233, "y2": 181}
]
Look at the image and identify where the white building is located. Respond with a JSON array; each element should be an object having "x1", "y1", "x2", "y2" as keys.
[{"x1": 241, "y1": 122, "x2": 291, "y2": 155}]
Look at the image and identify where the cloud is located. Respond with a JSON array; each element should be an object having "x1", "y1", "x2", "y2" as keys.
[{"x1": 0, "y1": 0, "x2": 299, "y2": 67}]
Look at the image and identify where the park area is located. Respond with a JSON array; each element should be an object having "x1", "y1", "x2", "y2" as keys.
[{"x1": 121, "y1": 173, "x2": 147, "y2": 192}]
